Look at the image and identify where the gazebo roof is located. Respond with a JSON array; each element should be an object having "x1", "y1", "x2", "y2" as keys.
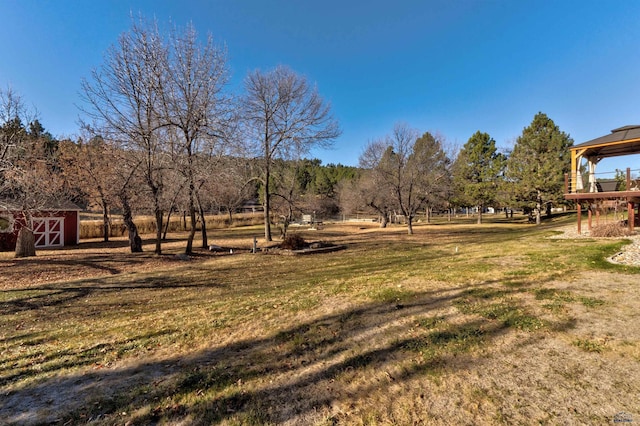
[{"x1": 571, "y1": 125, "x2": 640, "y2": 159}]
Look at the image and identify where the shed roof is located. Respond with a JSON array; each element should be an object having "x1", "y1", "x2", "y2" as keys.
[{"x1": 571, "y1": 125, "x2": 640, "y2": 159}]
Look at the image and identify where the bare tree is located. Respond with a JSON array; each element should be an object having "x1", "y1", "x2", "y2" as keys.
[
  {"x1": 362, "y1": 123, "x2": 450, "y2": 234},
  {"x1": 158, "y1": 160, "x2": 188, "y2": 239},
  {"x1": 269, "y1": 142, "x2": 309, "y2": 227},
  {"x1": 162, "y1": 23, "x2": 232, "y2": 254},
  {"x1": 0, "y1": 87, "x2": 66, "y2": 257},
  {"x1": 0, "y1": 87, "x2": 32, "y2": 194},
  {"x1": 0, "y1": 87, "x2": 28, "y2": 169},
  {"x1": 203, "y1": 156, "x2": 255, "y2": 224},
  {"x1": 59, "y1": 134, "x2": 118, "y2": 242},
  {"x1": 113, "y1": 152, "x2": 145, "y2": 253},
  {"x1": 80, "y1": 17, "x2": 168, "y2": 254},
  {"x1": 358, "y1": 139, "x2": 396, "y2": 227},
  {"x1": 242, "y1": 66, "x2": 341, "y2": 241},
  {"x1": 348, "y1": 172, "x2": 394, "y2": 227}
]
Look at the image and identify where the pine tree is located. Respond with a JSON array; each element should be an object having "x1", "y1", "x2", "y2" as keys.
[
  {"x1": 506, "y1": 113, "x2": 573, "y2": 224},
  {"x1": 452, "y1": 131, "x2": 506, "y2": 224}
]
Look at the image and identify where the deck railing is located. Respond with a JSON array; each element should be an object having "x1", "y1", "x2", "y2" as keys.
[{"x1": 564, "y1": 168, "x2": 640, "y2": 194}]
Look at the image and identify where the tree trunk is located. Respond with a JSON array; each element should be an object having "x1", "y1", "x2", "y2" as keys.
[
  {"x1": 370, "y1": 204, "x2": 388, "y2": 228},
  {"x1": 154, "y1": 206, "x2": 163, "y2": 255},
  {"x1": 101, "y1": 198, "x2": 110, "y2": 242},
  {"x1": 163, "y1": 209, "x2": 172, "y2": 240},
  {"x1": 536, "y1": 192, "x2": 542, "y2": 225},
  {"x1": 186, "y1": 205, "x2": 197, "y2": 254},
  {"x1": 227, "y1": 208, "x2": 233, "y2": 225},
  {"x1": 287, "y1": 200, "x2": 294, "y2": 224},
  {"x1": 263, "y1": 169, "x2": 272, "y2": 241},
  {"x1": 198, "y1": 195, "x2": 208, "y2": 249},
  {"x1": 185, "y1": 158, "x2": 197, "y2": 254},
  {"x1": 407, "y1": 215, "x2": 414, "y2": 235},
  {"x1": 15, "y1": 226, "x2": 36, "y2": 258},
  {"x1": 477, "y1": 204, "x2": 483, "y2": 224},
  {"x1": 163, "y1": 184, "x2": 184, "y2": 240},
  {"x1": 120, "y1": 196, "x2": 142, "y2": 253}
]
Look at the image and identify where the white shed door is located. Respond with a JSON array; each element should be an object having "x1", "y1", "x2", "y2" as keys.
[{"x1": 32, "y1": 217, "x2": 64, "y2": 248}]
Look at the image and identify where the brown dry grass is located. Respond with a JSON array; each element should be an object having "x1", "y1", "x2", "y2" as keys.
[
  {"x1": 79, "y1": 212, "x2": 265, "y2": 239},
  {"x1": 590, "y1": 222, "x2": 634, "y2": 238},
  {"x1": 1, "y1": 217, "x2": 639, "y2": 425}
]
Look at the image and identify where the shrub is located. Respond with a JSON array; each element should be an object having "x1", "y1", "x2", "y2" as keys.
[
  {"x1": 590, "y1": 222, "x2": 633, "y2": 238},
  {"x1": 280, "y1": 234, "x2": 306, "y2": 250},
  {"x1": 573, "y1": 338, "x2": 605, "y2": 353}
]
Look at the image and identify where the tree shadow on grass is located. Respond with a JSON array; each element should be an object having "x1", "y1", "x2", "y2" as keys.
[
  {"x1": 61, "y1": 237, "x2": 187, "y2": 251},
  {"x1": 0, "y1": 330, "x2": 177, "y2": 389},
  {"x1": 1, "y1": 248, "x2": 212, "y2": 280},
  {"x1": 0, "y1": 273, "x2": 227, "y2": 316},
  {"x1": 0, "y1": 275, "x2": 578, "y2": 425}
]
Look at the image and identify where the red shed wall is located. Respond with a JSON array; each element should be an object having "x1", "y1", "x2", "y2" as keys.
[
  {"x1": 0, "y1": 210, "x2": 79, "y2": 251},
  {"x1": 0, "y1": 231, "x2": 18, "y2": 251},
  {"x1": 62, "y1": 210, "x2": 79, "y2": 245},
  {"x1": 0, "y1": 212, "x2": 21, "y2": 251}
]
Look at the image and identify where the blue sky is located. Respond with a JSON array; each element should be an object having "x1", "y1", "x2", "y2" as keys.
[{"x1": 1, "y1": 0, "x2": 640, "y2": 170}]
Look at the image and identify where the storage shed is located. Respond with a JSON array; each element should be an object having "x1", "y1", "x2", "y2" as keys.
[{"x1": 0, "y1": 199, "x2": 81, "y2": 251}]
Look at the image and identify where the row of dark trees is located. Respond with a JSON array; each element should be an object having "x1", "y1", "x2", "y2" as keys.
[
  {"x1": 453, "y1": 112, "x2": 573, "y2": 226},
  {"x1": 0, "y1": 17, "x2": 573, "y2": 256}
]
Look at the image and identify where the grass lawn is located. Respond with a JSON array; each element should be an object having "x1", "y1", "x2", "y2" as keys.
[{"x1": 1, "y1": 215, "x2": 639, "y2": 425}]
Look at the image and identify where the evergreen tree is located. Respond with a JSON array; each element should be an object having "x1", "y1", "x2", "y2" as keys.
[
  {"x1": 506, "y1": 112, "x2": 573, "y2": 224},
  {"x1": 452, "y1": 131, "x2": 506, "y2": 224}
]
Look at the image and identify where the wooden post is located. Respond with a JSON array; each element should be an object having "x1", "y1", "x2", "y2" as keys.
[
  {"x1": 577, "y1": 203, "x2": 582, "y2": 234},
  {"x1": 627, "y1": 168, "x2": 631, "y2": 191},
  {"x1": 595, "y1": 206, "x2": 600, "y2": 226},
  {"x1": 588, "y1": 205, "x2": 593, "y2": 230},
  {"x1": 564, "y1": 173, "x2": 569, "y2": 194},
  {"x1": 628, "y1": 201, "x2": 635, "y2": 232}
]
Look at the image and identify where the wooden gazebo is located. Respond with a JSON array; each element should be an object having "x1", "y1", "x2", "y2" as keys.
[{"x1": 565, "y1": 125, "x2": 640, "y2": 233}]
